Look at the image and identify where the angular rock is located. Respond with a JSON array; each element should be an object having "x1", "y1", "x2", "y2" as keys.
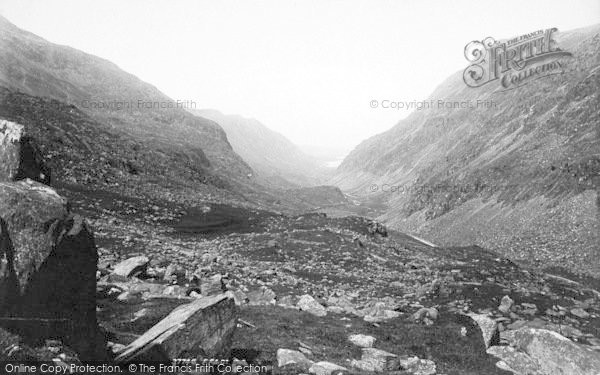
[
  {"x1": 513, "y1": 328, "x2": 600, "y2": 375},
  {"x1": 348, "y1": 334, "x2": 376, "y2": 348},
  {"x1": 399, "y1": 356, "x2": 436, "y2": 375},
  {"x1": 115, "y1": 293, "x2": 237, "y2": 362},
  {"x1": 0, "y1": 119, "x2": 50, "y2": 184},
  {"x1": 309, "y1": 361, "x2": 348, "y2": 375},
  {"x1": 247, "y1": 286, "x2": 276, "y2": 305},
  {"x1": 112, "y1": 256, "x2": 149, "y2": 278},
  {"x1": 297, "y1": 295, "x2": 327, "y2": 317},
  {"x1": 230, "y1": 289, "x2": 248, "y2": 306},
  {"x1": 412, "y1": 307, "x2": 438, "y2": 324},
  {"x1": 277, "y1": 348, "x2": 313, "y2": 369},
  {"x1": 201, "y1": 274, "x2": 226, "y2": 296},
  {"x1": 351, "y1": 348, "x2": 400, "y2": 372},
  {"x1": 0, "y1": 180, "x2": 102, "y2": 360},
  {"x1": 364, "y1": 302, "x2": 401, "y2": 322},
  {"x1": 468, "y1": 313, "x2": 499, "y2": 348},
  {"x1": 486, "y1": 345, "x2": 543, "y2": 375}
]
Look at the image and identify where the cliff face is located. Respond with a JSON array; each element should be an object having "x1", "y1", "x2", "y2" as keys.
[{"x1": 333, "y1": 25, "x2": 600, "y2": 274}]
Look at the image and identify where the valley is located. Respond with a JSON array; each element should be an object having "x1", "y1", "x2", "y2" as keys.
[{"x1": 0, "y1": 11, "x2": 599, "y2": 375}]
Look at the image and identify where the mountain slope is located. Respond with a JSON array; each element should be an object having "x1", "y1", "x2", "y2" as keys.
[
  {"x1": 193, "y1": 109, "x2": 330, "y2": 187},
  {"x1": 332, "y1": 25, "x2": 600, "y2": 275},
  {"x1": 0, "y1": 14, "x2": 251, "y2": 179}
]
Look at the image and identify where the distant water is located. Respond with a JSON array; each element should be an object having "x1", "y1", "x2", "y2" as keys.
[{"x1": 325, "y1": 158, "x2": 344, "y2": 168}]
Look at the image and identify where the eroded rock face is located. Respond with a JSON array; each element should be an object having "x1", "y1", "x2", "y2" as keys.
[
  {"x1": 0, "y1": 179, "x2": 102, "y2": 360},
  {"x1": 0, "y1": 179, "x2": 68, "y2": 293},
  {"x1": 0, "y1": 119, "x2": 50, "y2": 184}
]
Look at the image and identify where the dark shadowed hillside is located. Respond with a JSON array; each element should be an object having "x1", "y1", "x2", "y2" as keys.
[
  {"x1": 332, "y1": 25, "x2": 600, "y2": 276},
  {"x1": 0, "y1": 14, "x2": 251, "y2": 179},
  {"x1": 193, "y1": 109, "x2": 331, "y2": 188}
]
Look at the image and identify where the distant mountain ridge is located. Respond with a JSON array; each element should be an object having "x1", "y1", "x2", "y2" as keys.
[
  {"x1": 332, "y1": 24, "x2": 600, "y2": 275},
  {"x1": 0, "y1": 14, "x2": 251, "y2": 180},
  {"x1": 193, "y1": 109, "x2": 330, "y2": 187}
]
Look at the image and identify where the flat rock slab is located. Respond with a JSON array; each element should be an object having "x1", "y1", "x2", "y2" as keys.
[
  {"x1": 486, "y1": 345, "x2": 543, "y2": 375},
  {"x1": 514, "y1": 328, "x2": 600, "y2": 375},
  {"x1": 115, "y1": 293, "x2": 237, "y2": 362}
]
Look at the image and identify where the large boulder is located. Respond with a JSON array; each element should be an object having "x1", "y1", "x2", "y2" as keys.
[
  {"x1": 513, "y1": 328, "x2": 600, "y2": 375},
  {"x1": 0, "y1": 119, "x2": 50, "y2": 184},
  {"x1": 0, "y1": 179, "x2": 102, "y2": 360},
  {"x1": 115, "y1": 293, "x2": 238, "y2": 362}
]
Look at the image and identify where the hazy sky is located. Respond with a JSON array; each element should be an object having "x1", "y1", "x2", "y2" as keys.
[{"x1": 1, "y1": 0, "x2": 599, "y2": 157}]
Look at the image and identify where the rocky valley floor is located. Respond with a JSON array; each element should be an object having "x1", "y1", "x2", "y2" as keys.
[{"x1": 58, "y1": 183, "x2": 600, "y2": 374}]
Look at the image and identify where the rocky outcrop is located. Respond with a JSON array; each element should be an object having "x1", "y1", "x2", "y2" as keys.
[
  {"x1": 0, "y1": 179, "x2": 102, "y2": 360},
  {"x1": 115, "y1": 293, "x2": 237, "y2": 362},
  {"x1": 0, "y1": 119, "x2": 50, "y2": 184}
]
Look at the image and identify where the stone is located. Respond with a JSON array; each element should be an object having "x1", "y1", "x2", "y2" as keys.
[
  {"x1": 0, "y1": 120, "x2": 50, "y2": 184},
  {"x1": 348, "y1": 334, "x2": 376, "y2": 348},
  {"x1": 162, "y1": 285, "x2": 186, "y2": 297},
  {"x1": 247, "y1": 286, "x2": 276, "y2": 305},
  {"x1": 277, "y1": 348, "x2": 313, "y2": 369},
  {"x1": 571, "y1": 307, "x2": 591, "y2": 319},
  {"x1": 0, "y1": 180, "x2": 102, "y2": 360},
  {"x1": 230, "y1": 289, "x2": 248, "y2": 306},
  {"x1": 498, "y1": 295, "x2": 514, "y2": 314},
  {"x1": 297, "y1": 295, "x2": 327, "y2": 317},
  {"x1": 513, "y1": 328, "x2": 600, "y2": 375},
  {"x1": 399, "y1": 356, "x2": 437, "y2": 375},
  {"x1": 364, "y1": 302, "x2": 401, "y2": 322},
  {"x1": 201, "y1": 274, "x2": 226, "y2": 296},
  {"x1": 112, "y1": 256, "x2": 149, "y2": 278},
  {"x1": 468, "y1": 314, "x2": 499, "y2": 348},
  {"x1": 412, "y1": 307, "x2": 438, "y2": 324},
  {"x1": 116, "y1": 291, "x2": 143, "y2": 304},
  {"x1": 351, "y1": 348, "x2": 400, "y2": 372},
  {"x1": 309, "y1": 361, "x2": 348, "y2": 375},
  {"x1": 115, "y1": 293, "x2": 237, "y2": 362},
  {"x1": 486, "y1": 345, "x2": 543, "y2": 375},
  {"x1": 163, "y1": 263, "x2": 184, "y2": 283}
]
